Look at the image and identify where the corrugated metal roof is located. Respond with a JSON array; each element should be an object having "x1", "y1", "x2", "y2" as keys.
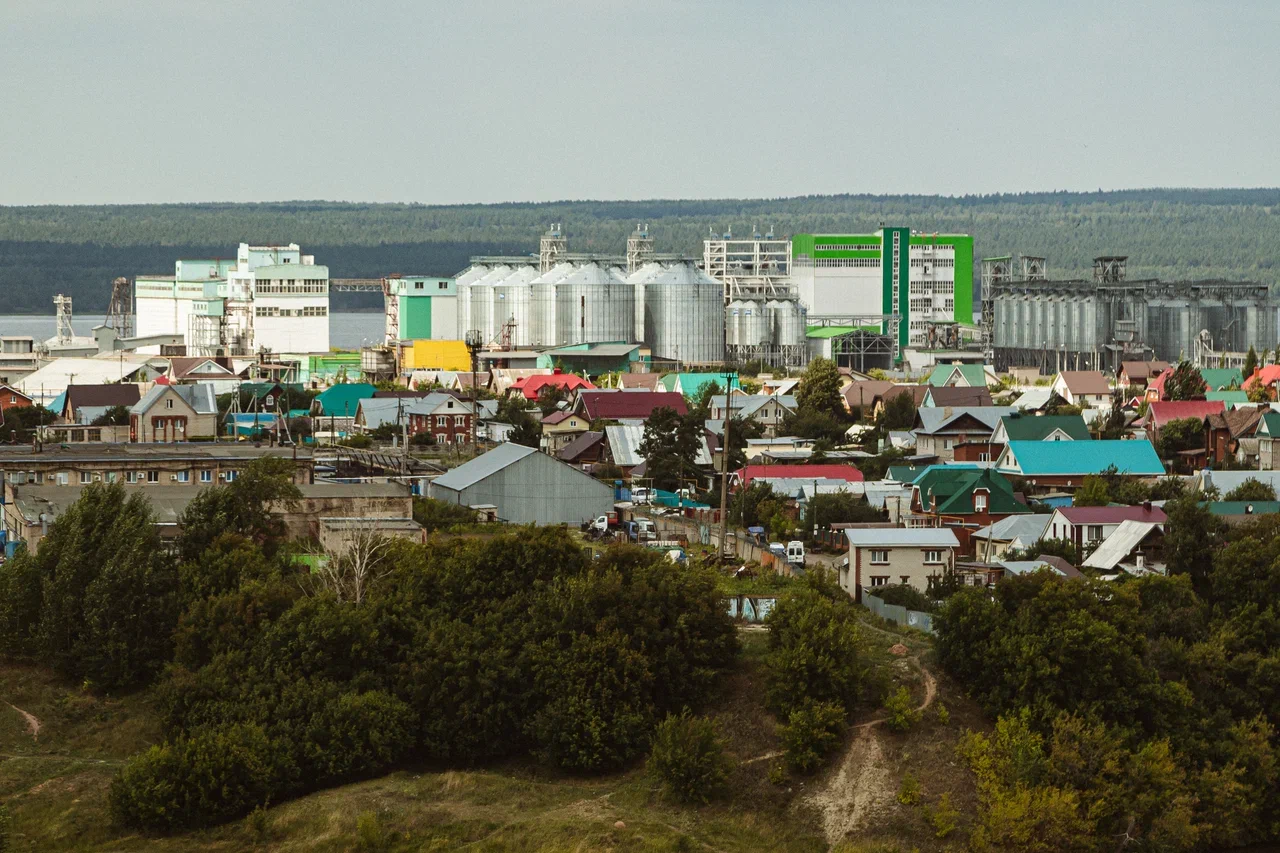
[
  {"x1": 846, "y1": 528, "x2": 959, "y2": 547},
  {"x1": 1000, "y1": 440, "x2": 1164, "y2": 476},
  {"x1": 973, "y1": 514, "x2": 1051, "y2": 543},
  {"x1": 431, "y1": 442, "x2": 539, "y2": 491},
  {"x1": 605, "y1": 423, "x2": 711, "y2": 467},
  {"x1": 1082, "y1": 520, "x2": 1163, "y2": 570}
]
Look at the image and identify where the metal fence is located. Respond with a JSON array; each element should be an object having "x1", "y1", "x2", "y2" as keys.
[{"x1": 862, "y1": 590, "x2": 934, "y2": 634}]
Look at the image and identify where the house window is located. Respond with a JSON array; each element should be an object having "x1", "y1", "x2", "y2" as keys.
[
  {"x1": 200, "y1": 470, "x2": 213, "y2": 483},
  {"x1": 147, "y1": 471, "x2": 160, "y2": 484},
  {"x1": 454, "y1": 415, "x2": 465, "y2": 426},
  {"x1": 436, "y1": 415, "x2": 447, "y2": 427},
  {"x1": 105, "y1": 472, "x2": 117, "y2": 483},
  {"x1": 870, "y1": 576, "x2": 889, "y2": 586},
  {"x1": 177, "y1": 471, "x2": 190, "y2": 483},
  {"x1": 869, "y1": 549, "x2": 889, "y2": 564},
  {"x1": 900, "y1": 575, "x2": 911, "y2": 584},
  {"x1": 1087, "y1": 525, "x2": 1104, "y2": 542},
  {"x1": 166, "y1": 399, "x2": 174, "y2": 409},
  {"x1": 974, "y1": 493, "x2": 988, "y2": 512},
  {"x1": 80, "y1": 471, "x2": 92, "y2": 484},
  {"x1": 943, "y1": 438, "x2": 952, "y2": 450},
  {"x1": 455, "y1": 433, "x2": 467, "y2": 444},
  {"x1": 924, "y1": 550, "x2": 945, "y2": 564},
  {"x1": 225, "y1": 471, "x2": 238, "y2": 482},
  {"x1": 126, "y1": 471, "x2": 137, "y2": 484}
]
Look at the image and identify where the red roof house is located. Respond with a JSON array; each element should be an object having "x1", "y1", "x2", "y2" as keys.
[
  {"x1": 510, "y1": 370, "x2": 595, "y2": 401},
  {"x1": 1244, "y1": 365, "x2": 1280, "y2": 394},
  {"x1": 733, "y1": 464, "x2": 864, "y2": 488},
  {"x1": 1143, "y1": 400, "x2": 1225, "y2": 445},
  {"x1": 576, "y1": 390, "x2": 688, "y2": 421}
]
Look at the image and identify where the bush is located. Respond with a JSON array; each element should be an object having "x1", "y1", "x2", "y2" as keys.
[
  {"x1": 780, "y1": 700, "x2": 847, "y2": 773},
  {"x1": 355, "y1": 811, "x2": 390, "y2": 851},
  {"x1": 898, "y1": 771, "x2": 921, "y2": 806},
  {"x1": 925, "y1": 792, "x2": 960, "y2": 838},
  {"x1": 764, "y1": 579, "x2": 864, "y2": 718},
  {"x1": 872, "y1": 583, "x2": 934, "y2": 613},
  {"x1": 648, "y1": 711, "x2": 733, "y2": 804},
  {"x1": 110, "y1": 723, "x2": 275, "y2": 831},
  {"x1": 883, "y1": 686, "x2": 921, "y2": 733},
  {"x1": 299, "y1": 690, "x2": 415, "y2": 782},
  {"x1": 935, "y1": 702, "x2": 950, "y2": 726}
]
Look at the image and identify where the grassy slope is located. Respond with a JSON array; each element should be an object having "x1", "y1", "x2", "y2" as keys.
[{"x1": 0, "y1": 625, "x2": 985, "y2": 852}]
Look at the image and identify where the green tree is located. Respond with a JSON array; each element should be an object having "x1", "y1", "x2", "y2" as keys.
[
  {"x1": 1164, "y1": 361, "x2": 1207, "y2": 401},
  {"x1": 764, "y1": 575, "x2": 863, "y2": 718},
  {"x1": 690, "y1": 379, "x2": 724, "y2": 421},
  {"x1": 879, "y1": 391, "x2": 918, "y2": 431},
  {"x1": 724, "y1": 416, "x2": 763, "y2": 473},
  {"x1": 89, "y1": 405, "x2": 131, "y2": 427},
  {"x1": 176, "y1": 456, "x2": 302, "y2": 562},
  {"x1": 412, "y1": 496, "x2": 481, "y2": 532},
  {"x1": 781, "y1": 409, "x2": 849, "y2": 443},
  {"x1": 1158, "y1": 416, "x2": 1204, "y2": 460},
  {"x1": 804, "y1": 492, "x2": 884, "y2": 541},
  {"x1": 1071, "y1": 476, "x2": 1112, "y2": 507},
  {"x1": 1100, "y1": 387, "x2": 1127, "y2": 439},
  {"x1": 639, "y1": 406, "x2": 703, "y2": 491},
  {"x1": 647, "y1": 711, "x2": 733, "y2": 804},
  {"x1": 794, "y1": 357, "x2": 845, "y2": 419},
  {"x1": 0, "y1": 405, "x2": 57, "y2": 443},
  {"x1": 536, "y1": 383, "x2": 567, "y2": 416},
  {"x1": 1223, "y1": 477, "x2": 1277, "y2": 502},
  {"x1": 1243, "y1": 345, "x2": 1259, "y2": 382}
]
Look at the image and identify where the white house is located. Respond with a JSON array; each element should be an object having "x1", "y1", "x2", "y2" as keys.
[
  {"x1": 842, "y1": 528, "x2": 960, "y2": 601},
  {"x1": 1050, "y1": 371, "x2": 1112, "y2": 409}
]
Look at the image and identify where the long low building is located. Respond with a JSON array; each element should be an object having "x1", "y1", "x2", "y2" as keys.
[
  {"x1": 4, "y1": 481, "x2": 411, "y2": 554},
  {"x1": 0, "y1": 443, "x2": 313, "y2": 489}
]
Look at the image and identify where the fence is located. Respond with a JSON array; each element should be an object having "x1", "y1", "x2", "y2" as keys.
[
  {"x1": 862, "y1": 590, "x2": 935, "y2": 634},
  {"x1": 727, "y1": 595, "x2": 776, "y2": 623}
]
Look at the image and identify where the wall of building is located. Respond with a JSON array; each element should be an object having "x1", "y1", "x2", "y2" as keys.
[
  {"x1": 846, "y1": 544, "x2": 954, "y2": 599},
  {"x1": 430, "y1": 451, "x2": 613, "y2": 525},
  {"x1": 402, "y1": 340, "x2": 469, "y2": 372}
]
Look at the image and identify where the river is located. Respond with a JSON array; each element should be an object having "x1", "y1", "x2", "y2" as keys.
[{"x1": 0, "y1": 313, "x2": 387, "y2": 352}]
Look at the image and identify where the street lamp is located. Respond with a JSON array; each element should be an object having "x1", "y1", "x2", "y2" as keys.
[{"x1": 464, "y1": 330, "x2": 483, "y2": 449}]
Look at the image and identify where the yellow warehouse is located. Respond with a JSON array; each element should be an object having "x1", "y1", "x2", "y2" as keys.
[{"x1": 401, "y1": 340, "x2": 471, "y2": 372}]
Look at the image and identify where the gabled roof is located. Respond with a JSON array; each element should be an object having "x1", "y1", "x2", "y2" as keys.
[
  {"x1": 1055, "y1": 505, "x2": 1167, "y2": 525},
  {"x1": 708, "y1": 394, "x2": 796, "y2": 420},
  {"x1": 1001, "y1": 556, "x2": 1082, "y2": 579},
  {"x1": 882, "y1": 384, "x2": 931, "y2": 406},
  {"x1": 617, "y1": 373, "x2": 662, "y2": 390},
  {"x1": 1011, "y1": 387, "x2": 1054, "y2": 411},
  {"x1": 356, "y1": 393, "x2": 471, "y2": 429},
  {"x1": 921, "y1": 386, "x2": 993, "y2": 408},
  {"x1": 578, "y1": 390, "x2": 688, "y2": 420},
  {"x1": 735, "y1": 463, "x2": 864, "y2": 487},
  {"x1": 1120, "y1": 361, "x2": 1171, "y2": 382},
  {"x1": 558, "y1": 430, "x2": 606, "y2": 462},
  {"x1": 996, "y1": 413, "x2": 1091, "y2": 442},
  {"x1": 1212, "y1": 406, "x2": 1266, "y2": 439},
  {"x1": 315, "y1": 382, "x2": 376, "y2": 416},
  {"x1": 1245, "y1": 365, "x2": 1280, "y2": 390},
  {"x1": 998, "y1": 440, "x2": 1164, "y2": 476},
  {"x1": 513, "y1": 372, "x2": 595, "y2": 400},
  {"x1": 132, "y1": 382, "x2": 218, "y2": 416},
  {"x1": 0, "y1": 384, "x2": 34, "y2": 404},
  {"x1": 914, "y1": 467, "x2": 1029, "y2": 515},
  {"x1": 972, "y1": 514, "x2": 1051, "y2": 545},
  {"x1": 927, "y1": 363, "x2": 992, "y2": 388},
  {"x1": 65, "y1": 384, "x2": 141, "y2": 413},
  {"x1": 1146, "y1": 400, "x2": 1225, "y2": 430},
  {"x1": 665, "y1": 372, "x2": 740, "y2": 399},
  {"x1": 541, "y1": 410, "x2": 584, "y2": 426},
  {"x1": 1199, "y1": 368, "x2": 1243, "y2": 391},
  {"x1": 846, "y1": 528, "x2": 959, "y2": 548},
  {"x1": 432, "y1": 442, "x2": 539, "y2": 490},
  {"x1": 169, "y1": 356, "x2": 236, "y2": 379},
  {"x1": 843, "y1": 380, "x2": 896, "y2": 409},
  {"x1": 885, "y1": 465, "x2": 927, "y2": 484},
  {"x1": 1082, "y1": 520, "x2": 1165, "y2": 571},
  {"x1": 1202, "y1": 501, "x2": 1280, "y2": 516},
  {"x1": 915, "y1": 406, "x2": 1015, "y2": 435},
  {"x1": 1258, "y1": 411, "x2": 1280, "y2": 438},
  {"x1": 1206, "y1": 390, "x2": 1249, "y2": 405},
  {"x1": 605, "y1": 423, "x2": 711, "y2": 468},
  {"x1": 1055, "y1": 371, "x2": 1111, "y2": 396}
]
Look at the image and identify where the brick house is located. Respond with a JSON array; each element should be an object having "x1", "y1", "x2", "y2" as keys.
[
  {"x1": 909, "y1": 466, "x2": 1030, "y2": 555},
  {"x1": 407, "y1": 395, "x2": 475, "y2": 445},
  {"x1": 0, "y1": 384, "x2": 34, "y2": 414}
]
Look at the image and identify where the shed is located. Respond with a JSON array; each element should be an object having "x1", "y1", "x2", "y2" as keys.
[{"x1": 429, "y1": 442, "x2": 613, "y2": 525}]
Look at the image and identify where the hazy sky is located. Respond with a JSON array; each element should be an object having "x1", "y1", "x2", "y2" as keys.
[{"x1": 3, "y1": 0, "x2": 1277, "y2": 205}]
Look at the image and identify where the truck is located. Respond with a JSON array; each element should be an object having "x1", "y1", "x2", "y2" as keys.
[
  {"x1": 584, "y1": 512, "x2": 621, "y2": 540},
  {"x1": 767, "y1": 540, "x2": 807, "y2": 571},
  {"x1": 626, "y1": 519, "x2": 656, "y2": 542}
]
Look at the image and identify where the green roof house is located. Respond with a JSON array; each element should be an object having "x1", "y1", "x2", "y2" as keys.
[
  {"x1": 911, "y1": 466, "x2": 1030, "y2": 517},
  {"x1": 927, "y1": 363, "x2": 997, "y2": 388},
  {"x1": 313, "y1": 382, "x2": 377, "y2": 417},
  {"x1": 990, "y1": 413, "x2": 1092, "y2": 444},
  {"x1": 660, "y1": 373, "x2": 740, "y2": 399},
  {"x1": 1200, "y1": 368, "x2": 1244, "y2": 391}
]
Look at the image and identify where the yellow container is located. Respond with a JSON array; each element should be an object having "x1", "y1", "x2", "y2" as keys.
[{"x1": 402, "y1": 339, "x2": 470, "y2": 371}]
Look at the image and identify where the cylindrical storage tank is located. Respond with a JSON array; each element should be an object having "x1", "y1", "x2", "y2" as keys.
[
  {"x1": 740, "y1": 300, "x2": 769, "y2": 346},
  {"x1": 770, "y1": 299, "x2": 805, "y2": 347},
  {"x1": 492, "y1": 266, "x2": 538, "y2": 348},
  {"x1": 726, "y1": 300, "x2": 747, "y2": 347},
  {"x1": 638, "y1": 262, "x2": 725, "y2": 363},
  {"x1": 530, "y1": 262, "x2": 572, "y2": 348},
  {"x1": 552, "y1": 263, "x2": 634, "y2": 347}
]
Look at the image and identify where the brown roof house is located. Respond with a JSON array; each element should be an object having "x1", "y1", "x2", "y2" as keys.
[
  {"x1": 60, "y1": 384, "x2": 143, "y2": 425},
  {"x1": 1050, "y1": 371, "x2": 1112, "y2": 409}
]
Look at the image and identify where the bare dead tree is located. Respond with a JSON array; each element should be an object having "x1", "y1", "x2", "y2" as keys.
[{"x1": 308, "y1": 520, "x2": 396, "y2": 604}]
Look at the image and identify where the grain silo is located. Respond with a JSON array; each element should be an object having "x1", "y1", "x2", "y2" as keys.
[
  {"x1": 491, "y1": 265, "x2": 539, "y2": 347},
  {"x1": 632, "y1": 261, "x2": 725, "y2": 364},
  {"x1": 738, "y1": 300, "x2": 770, "y2": 347},
  {"x1": 552, "y1": 263, "x2": 634, "y2": 347}
]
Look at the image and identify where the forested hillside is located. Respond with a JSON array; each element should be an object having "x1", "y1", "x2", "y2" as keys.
[{"x1": 2, "y1": 189, "x2": 1278, "y2": 313}]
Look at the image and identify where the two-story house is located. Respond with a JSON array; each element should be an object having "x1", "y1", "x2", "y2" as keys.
[
  {"x1": 912, "y1": 407, "x2": 1014, "y2": 462},
  {"x1": 1050, "y1": 371, "x2": 1112, "y2": 409},
  {"x1": 842, "y1": 528, "x2": 960, "y2": 601},
  {"x1": 130, "y1": 383, "x2": 219, "y2": 442},
  {"x1": 1045, "y1": 504, "x2": 1167, "y2": 556}
]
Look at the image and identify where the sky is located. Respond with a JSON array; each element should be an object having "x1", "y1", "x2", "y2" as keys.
[{"x1": 2, "y1": 0, "x2": 1278, "y2": 205}]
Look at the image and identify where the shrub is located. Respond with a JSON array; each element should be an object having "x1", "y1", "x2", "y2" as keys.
[
  {"x1": 355, "y1": 811, "x2": 389, "y2": 851},
  {"x1": 110, "y1": 723, "x2": 275, "y2": 831},
  {"x1": 935, "y1": 702, "x2": 950, "y2": 726},
  {"x1": 897, "y1": 771, "x2": 921, "y2": 806},
  {"x1": 780, "y1": 700, "x2": 847, "y2": 773},
  {"x1": 925, "y1": 792, "x2": 960, "y2": 838},
  {"x1": 299, "y1": 690, "x2": 416, "y2": 782},
  {"x1": 648, "y1": 711, "x2": 733, "y2": 804},
  {"x1": 764, "y1": 581, "x2": 864, "y2": 718},
  {"x1": 884, "y1": 686, "x2": 921, "y2": 733}
]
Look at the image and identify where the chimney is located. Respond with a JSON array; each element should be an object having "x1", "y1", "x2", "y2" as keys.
[{"x1": 1142, "y1": 501, "x2": 1151, "y2": 511}]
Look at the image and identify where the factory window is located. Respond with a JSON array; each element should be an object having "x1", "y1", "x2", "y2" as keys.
[
  {"x1": 177, "y1": 471, "x2": 190, "y2": 483},
  {"x1": 815, "y1": 243, "x2": 880, "y2": 252},
  {"x1": 80, "y1": 471, "x2": 92, "y2": 484},
  {"x1": 147, "y1": 471, "x2": 160, "y2": 484},
  {"x1": 200, "y1": 470, "x2": 212, "y2": 483}
]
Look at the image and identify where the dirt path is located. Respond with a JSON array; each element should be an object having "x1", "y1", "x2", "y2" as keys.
[
  {"x1": 7, "y1": 702, "x2": 40, "y2": 739},
  {"x1": 801, "y1": 630, "x2": 938, "y2": 847}
]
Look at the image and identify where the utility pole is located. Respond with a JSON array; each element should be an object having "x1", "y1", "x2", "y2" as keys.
[
  {"x1": 717, "y1": 362, "x2": 733, "y2": 564},
  {"x1": 465, "y1": 330, "x2": 482, "y2": 450}
]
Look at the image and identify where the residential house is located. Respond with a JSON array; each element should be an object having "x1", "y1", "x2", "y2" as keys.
[
  {"x1": 1045, "y1": 504, "x2": 1167, "y2": 555},
  {"x1": 908, "y1": 465, "x2": 1030, "y2": 554},
  {"x1": 604, "y1": 423, "x2": 713, "y2": 475},
  {"x1": 990, "y1": 412, "x2": 1091, "y2": 445},
  {"x1": 995, "y1": 440, "x2": 1165, "y2": 488},
  {"x1": 617, "y1": 373, "x2": 662, "y2": 391},
  {"x1": 1082, "y1": 520, "x2": 1166, "y2": 574},
  {"x1": 912, "y1": 406, "x2": 1013, "y2": 462},
  {"x1": 760, "y1": 377, "x2": 801, "y2": 397},
  {"x1": 59, "y1": 384, "x2": 142, "y2": 425},
  {"x1": 538, "y1": 343, "x2": 641, "y2": 376},
  {"x1": 1203, "y1": 406, "x2": 1266, "y2": 466},
  {"x1": 1010, "y1": 387, "x2": 1054, "y2": 412},
  {"x1": 1244, "y1": 365, "x2": 1280, "y2": 399},
  {"x1": 732, "y1": 463, "x2": 863, "y2": 489},
  {"x1": 841, "y1": 528, "x2": 960, "y2": 601},
  {"x1": 1201, "y1": 501, "x2": 1280, "y2": 526},
  {"x1": 659, "y1": 372, "x2": 741, "y2": 400},
  {"x1": 406, "y1": 396, "x2": 476, "y2": 445},
  {"x1": 130, "y1": 384, "x2": 218, "y2": 443},
  {"x1": 1206, "y1": 390, "x2": 1250, "y2": 406},
  {"x1": 166, "y1": 356, "x2": 244, "y2": 394},
  {"x1": 874, "y1": 384, "x2": 931, "y2": 419},
  {"x1": 1050, "y1": 371, "x2": 1112, "y2": 409},
  {"x1": 842, "y1": 380, "x2": 895, "y2": 417},
  {"x1": 927, "y1": 363, "x2": 998, "y2": 388},
  {"x1": 972, "y1": 514, "x2": 1052, "y2": 562},
  {"x1": 510, "y1": 370, "x2": 595, "y2": 401},
  {"x1": 1143, "y1": 400, "x2": 1225, "y2": 448},
  {"x1": 707, "y1": 395, "x2": 797, "y2": 436},
  {"x1": 313, "y1": 383, "x2": 377, "y2": 419},
  {"x1": 1144, "y1": 367, "x2": 1238, "y2": 403},
  {"x1": 558, "y1": 431, "x2": 609, "y2": 470},
  {"x1": 541, "y1": 410, "x2": 592, "y2": 452},
  {"x1": 576, "y1": 390, "x2": 688, "y2": 421},
  {"x1": 1258, "y1": 412, "x2": 1280, "y2": 469},
  {"x1": 429, "y1": 442, "x2": 613, "y2": 525},
  {"x1": 920, "y1": 386, "x2": 993, "y2": 409},
  {"x1": 0, "y1": 384, "x2": 34, "y2": 415},
  {"x1": 1119, "y1": 361, "x2": 1171, "y2": 392}
]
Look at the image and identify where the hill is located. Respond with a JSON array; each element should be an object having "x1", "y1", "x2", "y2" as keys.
[{"x1": 1, "y1": 189, "x2": 1279, "y2": 313}]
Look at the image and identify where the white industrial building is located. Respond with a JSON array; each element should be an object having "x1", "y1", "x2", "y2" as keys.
[{"x1": 134, "y1": 243, "x2": 330, "y2": 356}]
